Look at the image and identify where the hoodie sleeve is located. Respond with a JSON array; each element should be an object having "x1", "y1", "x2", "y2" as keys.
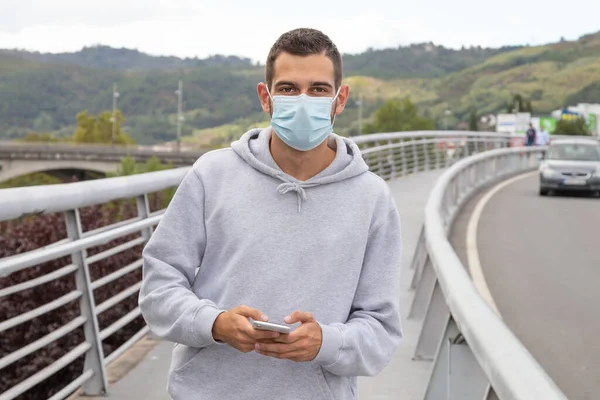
[
  {"x1": 139, "y1": 167, "x2": 224, "y2": 348},
  {"x1": 313, "y1": 204, "x2": 402, "y2": 376}
]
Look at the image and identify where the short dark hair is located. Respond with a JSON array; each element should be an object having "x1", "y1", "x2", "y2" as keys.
[{"x1": 266, "y1": 28, "x2": 342, "y2": 90}]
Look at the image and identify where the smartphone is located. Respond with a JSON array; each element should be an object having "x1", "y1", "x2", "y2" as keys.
[{"x1": 251, "y1": 320, "x2": 291, "y2": 334}]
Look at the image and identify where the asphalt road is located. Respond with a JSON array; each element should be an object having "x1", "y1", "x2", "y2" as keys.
[{"x1": 462, "y1": 174, "x2": 600, "y2": 400}]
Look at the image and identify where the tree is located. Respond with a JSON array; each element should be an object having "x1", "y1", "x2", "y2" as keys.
[
  {"x1": 109, "y1": 155, "x2": 173, "y2": 177},
  {"x1": 108, "y1": 156, "x2": 176, "y2": 208},
  {"x1": 553, "y1": 117, "x2": 590, "y2": 136},
  {"x1": 73, "y1": 110, "x2": 134, "y2": 144},
  {"x1": 32, "y1": 112, "x2": 56, "y2": 131},
  {"x1": 506, "y1": 94, "x2": 533, "y2": 113},
  {"x1": 362, "y1": 98, "x2": 435, "y2": 134},
  {"x1": 18, "y1": 132, "x2": 60, "y2": 142},
  {"x1": 469, "y1": 111, "x2": 478, "y2": 131}
]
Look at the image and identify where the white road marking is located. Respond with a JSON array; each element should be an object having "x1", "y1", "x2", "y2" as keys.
[{"x1": 466, "y1": 171, "x2": 538, "y2": 317}]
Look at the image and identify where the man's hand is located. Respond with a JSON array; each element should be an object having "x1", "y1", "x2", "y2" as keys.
[
  {"x1": 212, "y1": 305, "x2": 281, "y2": 353},
  {"x1": 255, "y1": 311, "x2": 322, "y2": 362}
]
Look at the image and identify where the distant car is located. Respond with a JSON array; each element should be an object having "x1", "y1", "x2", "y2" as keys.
[{"x1": 539, "y1": 138, "x2": 600, "y2": 196}]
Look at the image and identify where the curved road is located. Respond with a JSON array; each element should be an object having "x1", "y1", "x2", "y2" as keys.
[{"x1": 473, "y1": 174, "x2": 600, "y2": 400}]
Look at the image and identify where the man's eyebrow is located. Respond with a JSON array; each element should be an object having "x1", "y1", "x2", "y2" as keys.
[
  {"x1": 274, "y1": 81, "x2": 298, "y2": 88},
  {"x1": 311, "y1": 81, "x2": 334, "y2": 88}
]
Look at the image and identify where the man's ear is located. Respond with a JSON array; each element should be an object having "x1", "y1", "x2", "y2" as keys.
[
  {"x1": 334, "y1": 84, "x2": 350, "y2": 115},
  {"x1": 257, "y1": 82, "x2": 272, "y2": 114}
]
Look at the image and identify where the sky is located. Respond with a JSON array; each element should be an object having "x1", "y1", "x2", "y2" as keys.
[{"x1": 0, "y1": 0, "x2": 599, "y2": 62}]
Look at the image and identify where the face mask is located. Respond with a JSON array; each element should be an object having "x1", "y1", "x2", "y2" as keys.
[{"x1": 266, "y1": 85, "x2": 340, "y2": 151}]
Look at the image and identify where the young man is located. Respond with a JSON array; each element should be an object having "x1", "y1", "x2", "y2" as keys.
[{"x1": 139, "y1": 28, "x2": 402, "y2": 400}]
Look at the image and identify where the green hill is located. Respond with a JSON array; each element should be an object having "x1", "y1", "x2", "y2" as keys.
[
  {"x1": 0, "y1": 46, "x2": 254, "y2": 71},
  {"x1": 342, "y1": 43, "x2": 518, "y2": 79},
  {"x1": 421, "y1": 31, "x2": 600, "y2": 125},
  {"x1": 0, "y1": 32, "x2": 598, "y2": 145}
]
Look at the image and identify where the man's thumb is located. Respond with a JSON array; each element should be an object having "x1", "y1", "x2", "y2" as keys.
[
  {"x1": 284, "y1": 311, "x2": 314, "y2": 324},
  {"x1": 236, "y1": 305, "x2": 268, "y2": 321}
]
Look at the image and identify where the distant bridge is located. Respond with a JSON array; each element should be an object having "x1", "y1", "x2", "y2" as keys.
[{"x1": 0, "y1": 141, "x2": 206, "y2": 183}]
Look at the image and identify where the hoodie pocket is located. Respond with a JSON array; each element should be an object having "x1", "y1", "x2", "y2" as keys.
[
  {"x1": 172, "y1": 344, "x2": 203, "y2": 375},
  {"x1": 316, "y1": 366, "x2": 337, "y2": 400}
]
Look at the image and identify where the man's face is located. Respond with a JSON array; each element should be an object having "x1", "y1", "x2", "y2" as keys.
[{"x1": 257, "y1": 52, "x2": 349, "y2": 119}]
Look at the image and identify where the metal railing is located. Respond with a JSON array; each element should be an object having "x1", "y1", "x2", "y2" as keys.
[
  {"x1": 0, "y1": 140, "x2": 206, "y2": 166},
  {"x1": 0, "y1": 131, "x2": 511, "y2": 399},
  {"x1": 409, "y1": 146, "x2": 567, "y2": 399}
]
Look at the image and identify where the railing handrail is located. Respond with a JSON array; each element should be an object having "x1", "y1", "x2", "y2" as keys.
[
  {"x1": 351, "y1": 130, "x2": 512, "y2": 144},
  {"x1": 423, "y1": 146, "x2": 567, "y2": 399},
  {"x1": 0, "y1": 167, "x2": 190, "y2": 222},
  {"x1": 0, "y1": 140, "x2": 203, "y2": 152}
]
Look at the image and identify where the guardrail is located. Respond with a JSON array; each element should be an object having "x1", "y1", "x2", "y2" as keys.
[
  {"x1": 0, "y1": 131, "x2": 512, "y2": 399},
  {"x1": 409, "y1": 146, "x2": 567, "y2": 399},
  {"x1": 0, "y1": 141, "x2": 206, "y2": 166}
]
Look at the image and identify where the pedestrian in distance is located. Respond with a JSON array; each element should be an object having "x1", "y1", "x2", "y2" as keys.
[
  {"x1": 536, "y1": 125, "x2": 550, "y2": 146},
  {"x1": 525, "y1": 123, "x2": 537, "y2": 146},
  {"x1": 139, "y1": 27, "x2": 402, "y2": 400}
]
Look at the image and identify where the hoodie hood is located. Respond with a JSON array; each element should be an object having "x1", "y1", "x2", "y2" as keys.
[{"x1": 231, "y1": 127, "x2": 369, "y2": 211}]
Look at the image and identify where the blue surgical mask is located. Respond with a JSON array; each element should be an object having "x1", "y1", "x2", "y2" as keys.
[{"x1": 266, "y1": 85, "x2": 340, "y2": 151}]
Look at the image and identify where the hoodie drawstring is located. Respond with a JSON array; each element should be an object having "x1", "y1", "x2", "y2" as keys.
[{"x1": 276, "y1": 177, "x2": 318, "y2": 212}]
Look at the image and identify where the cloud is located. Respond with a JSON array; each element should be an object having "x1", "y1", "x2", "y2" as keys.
[
  {"x1": 1, "y1": 0, "x2": 598, "y2": 60},
  {"x1": 0, "y1": 10, "x2": 445, "y2": 62}
]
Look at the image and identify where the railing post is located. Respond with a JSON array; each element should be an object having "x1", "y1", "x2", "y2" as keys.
[
  {"x1": 414, "y1": 280, "x2": 450, "y2": 360},
  {"x1": 376, "y1": 143, "x2": 383, "y2": 176},
  {"x1": 424, "y1": 140, "x2": 430, "y2": 171},
  {"x1": 388, "y1": 140, "x2": 396, "y2": 179},
  {"x1": 435, "y1": 140, "x2": 441, "y2": 169},
  {"x1": 136, "y1": 193, "x2": 153, "y2": 240},
  {"x1": 64, "y1": 209, "x2": 108, "y2": 395},
  {"x1": 424, "y1": 318, "x2": 491, "y2": 400},
  {"x1": 401, "y1": 142, "x2": 408, "y2": 176},
  {"x1": 412, "y1": 138, "x2": 418, "y2": 173},
  {"x1": 409, "y1": 258, "x2": 437, "y2": 319}
]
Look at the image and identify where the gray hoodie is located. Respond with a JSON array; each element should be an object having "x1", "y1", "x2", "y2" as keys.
[{"x1": 139, "y1": 127, "x2": 402, "y2": 400}]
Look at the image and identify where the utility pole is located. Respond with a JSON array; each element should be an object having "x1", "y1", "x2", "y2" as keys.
[
  {"x1": 357, "y1": 94, "x2": 363, "y2": 136},
  {"x1": 175, "y1": 80, "x2": 184, "y2": 152},
  {"x1": 444, "y1": 109, "x2": 452, "y2": 130},
  {"x1": 110, "y1": 84, "x2": 119, "y2": 145}
]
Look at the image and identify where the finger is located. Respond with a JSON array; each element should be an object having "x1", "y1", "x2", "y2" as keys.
[
  {"x1": 245, "y1": 328, "x2": 281, "y2": 341},
  {"x1": 237, "y1": 344, "x2": 255, "y2": 353},
  {"x1": 254, "y1": 342, "x2": 295, "y2": 354},
  {"x1": 256, "y1": 338, "x2": 280, "y2": 344},
  {"x1": 272, "y1": 334, "x2": 295, "y2": 344},
  {"x1": 272, "y1": 333, "x2": 299, "y2": 344},
  {"x1": 256, "y1": 349, "x2": 284, "y2": 359},
  {"x1": 236, "y1": 305, "x2": 268, "y2": 322},
  {"x1": 256, "y1": 335, "x2": 297, "y2": 344},
  {"x1": 256, "y1": 348, "x2": 307, "y2": 362},
  {"x1": 284, "y1": 311, "x2": 314, "y2": 325},
  {"x1": 286, "y1": 324, "x2": 313, "y2": 342},
  {"x1": 277, "y1": 350, "x2": 310, "y2": 362}
]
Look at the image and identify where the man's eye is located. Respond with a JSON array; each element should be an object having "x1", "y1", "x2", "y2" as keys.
[
  {"x1": 281, "y1": 87, "x2": 294, "y2": 93},
  {"x1": 314, "y1": 87, "x2": 326, "y2": 93}
]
